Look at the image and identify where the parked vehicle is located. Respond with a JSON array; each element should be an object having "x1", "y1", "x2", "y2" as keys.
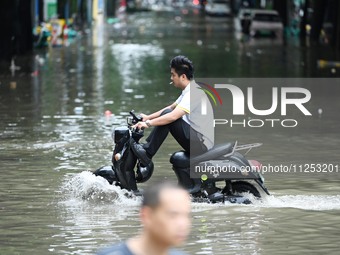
[
  {"x1": 249, "y1": 9, "x2": 283, "y2": 37},
  {"x1": 205, "y1": 0, "x2": 232, "y2": 16}
]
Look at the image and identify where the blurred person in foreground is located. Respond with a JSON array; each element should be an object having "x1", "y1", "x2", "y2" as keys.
[{"x1": 97, "y1": 182, "x2": 191, "y2": 255}]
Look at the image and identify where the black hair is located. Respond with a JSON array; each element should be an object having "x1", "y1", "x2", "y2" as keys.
[
  {"x1": 170, "y1": 55, "x2": 194, "y2": 80},
  {"x1": 142, "y1": 181, "x2": 187, "y2": 208}
]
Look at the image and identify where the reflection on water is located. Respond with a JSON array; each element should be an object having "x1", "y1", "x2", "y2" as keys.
[
  {"x1": 0, "y1": 10, "x2": 340, "y2": 255},
  {"x1": 111, "y1": 43, "x2": 164, "y2": 88}
]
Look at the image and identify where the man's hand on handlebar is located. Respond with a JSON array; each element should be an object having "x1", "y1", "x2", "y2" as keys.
[
  {"x1": 140, "y1": 113, "x2": 149, "y2": 121},
  {"x1": 131, "y1": 121, "x2": 148, "y2": 131}
]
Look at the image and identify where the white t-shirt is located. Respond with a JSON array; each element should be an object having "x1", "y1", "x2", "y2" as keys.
[{"x1": 175, "y1": 80, "x2": 214, "y2": 150}]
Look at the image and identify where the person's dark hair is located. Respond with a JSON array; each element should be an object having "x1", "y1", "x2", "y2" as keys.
[
  {"x1": 170, "y1": 55, "x2": 194, "y2": 80},
  {"x1": 142, "y1": 181, "x2": 187, "y2": 208}
]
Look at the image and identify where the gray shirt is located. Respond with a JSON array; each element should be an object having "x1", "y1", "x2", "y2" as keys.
[
  {"x1": 175, "y1": 80, "x2": 215, "y2": 150},
  {"x1": 97, "y1": 242, "x2": 187, "y2": 255}
]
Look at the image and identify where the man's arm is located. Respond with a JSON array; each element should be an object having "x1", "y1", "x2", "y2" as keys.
[
  {"x1": 132, "y1": 107, "x2": 186, "y2": 130},
  {"x1": 141, "y1": 102, "x2": 177, "y2": 121},
  {"x1": 147, "y1": 107, "x2": 186, "y2": 126}
]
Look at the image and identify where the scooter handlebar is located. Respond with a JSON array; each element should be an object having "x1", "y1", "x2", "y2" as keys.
[{"x1": 129, "y1": 110, "x2": 143, "y2": 124}]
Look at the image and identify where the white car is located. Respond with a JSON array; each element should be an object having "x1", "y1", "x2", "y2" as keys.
[
  {"x1": 249, "y1": 9, "x2": 283, "y2": 37},
  {"x1": 205, "y1": 0, "x2": 231, "y2": 16}
]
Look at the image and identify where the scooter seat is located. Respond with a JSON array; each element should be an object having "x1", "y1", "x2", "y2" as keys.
[
  {"x1": 191, "y1": 142, "x2": 235, "y2": 165},
  {"x1": 170, "y1": 142, "x2": 235, "y2": 168}
]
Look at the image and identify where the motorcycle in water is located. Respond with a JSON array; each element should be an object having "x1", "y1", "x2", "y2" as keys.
[{"x1": 93, "y1": 110, "x2": 270, "y2": 204}]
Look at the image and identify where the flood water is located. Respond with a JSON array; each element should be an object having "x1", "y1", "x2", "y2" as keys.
[{"x1": 1, "y1": 10, "x2": 340, "y2": 255}]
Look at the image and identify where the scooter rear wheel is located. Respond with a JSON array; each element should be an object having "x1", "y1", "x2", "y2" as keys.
[{"x1": 232, "y1": 181, "x2": 261, "y2": 198}]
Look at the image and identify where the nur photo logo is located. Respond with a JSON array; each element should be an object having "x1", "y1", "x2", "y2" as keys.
[{"x1": 196, "y1": 79, "x2": 313, "y2": 128}]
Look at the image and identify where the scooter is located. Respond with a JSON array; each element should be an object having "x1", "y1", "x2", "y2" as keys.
[{"x1": 93, "y1": 110, "x2": 270, "y2": 204}]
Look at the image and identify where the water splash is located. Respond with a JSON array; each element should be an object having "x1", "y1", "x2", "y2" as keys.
[
  {"x1": 192, "y1": 191, "x2": 340, "y2": 211},
  {"x1": 60, "y1": 171, "x2": 141, "y2": 206},
  {"x1": 253, "y1": 193, "x2": 340, "y2": 211},
  {"x1": 59, "y1": 172, "x2": 340, "y2": 211}
]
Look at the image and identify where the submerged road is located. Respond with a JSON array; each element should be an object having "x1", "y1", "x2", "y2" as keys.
[{"x1": 1, "y1": 10, "x2": 340, "y2": 255}]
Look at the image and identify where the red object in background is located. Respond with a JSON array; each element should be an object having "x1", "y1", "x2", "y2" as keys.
[
  {"x1": 193, "y1": 0, "x2": 199, "y2": 5},
  {"x1": 31, "y1": 70, "x2": 39, "y2": 77},
  {"x1": 105, "y1": 110, "x2": 112, "y2": 116}
]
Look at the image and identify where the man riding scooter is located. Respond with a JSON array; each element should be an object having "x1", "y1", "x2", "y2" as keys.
[
  {"x1": 131, "y1": 55, "x2": 215, "y2": 190},
  {"x1": 93, "y1": 56, "x2": 270, "y2": 201}
]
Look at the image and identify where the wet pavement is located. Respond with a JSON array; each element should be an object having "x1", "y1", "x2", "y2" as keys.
[{"x1": 1, "y1": 10, "x2": 340, "y2": 255}]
